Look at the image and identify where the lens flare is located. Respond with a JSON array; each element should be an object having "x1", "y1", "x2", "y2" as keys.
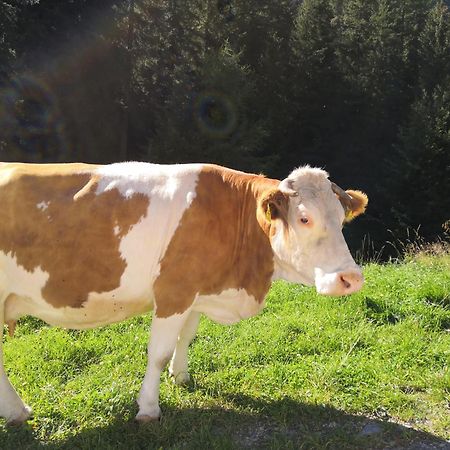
[
  {"x1": 0, "y1": 74, "x2": 68, "y2": 160},
  {"x1": 193, "y1": 91, "x2": 238, "y2": 139}
]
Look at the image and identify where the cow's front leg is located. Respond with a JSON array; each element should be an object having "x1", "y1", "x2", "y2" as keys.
[
  {"x1": 136, "y1": 311, "x2": 190, "y2": 422},
  {"x1": 0, "y1": 314, "x2": 32, "y2": 426},
  {"x1": 169, "y1": 311, "x2": 200, "y2": 385}
]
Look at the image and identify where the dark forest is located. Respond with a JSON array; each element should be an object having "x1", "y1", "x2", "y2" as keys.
[{"x1": 0, "y1": 0, "x2": 449, "y2": 256}]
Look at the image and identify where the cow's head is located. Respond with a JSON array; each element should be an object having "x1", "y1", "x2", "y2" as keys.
[{"x1": 259, "y1": 166, "x2": 368, "y2": 296}]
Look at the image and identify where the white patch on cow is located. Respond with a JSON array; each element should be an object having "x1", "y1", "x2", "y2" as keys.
[
  {"x1": 0, "y1": 165, "x2": 18, "y2": 187},
  {"x1": 85, "y1": 163, "x2": 203, "y2": 317},
  {"x1": 186, "y1": 191, "x2": 195, "y2": 205},
  {"x1": 113, "y1": 224, "x2": 121, "y2": 236},
  {"x1": 36, "y1": 201, "x2": 50, "y2": 211},
  {"x1": 0, "y1": 252, "x2": 57, "y2": 327},
  {"x1": 1, "y1": 252, "x2": 49, "y2": 302},
  {"x1": 95, "y1": 162, "x2": 203, "y2": 200},
  {"x1": 270, "y1": 224, "x2": 314, "y2": 285},
  {"x1": 192, "y1": 288, "x2": 263, "y2": 325}
]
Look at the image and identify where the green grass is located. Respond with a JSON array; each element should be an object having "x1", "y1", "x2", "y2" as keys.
[{"x1": 1, "y1": 254, "x2": 449, "y2": 449}]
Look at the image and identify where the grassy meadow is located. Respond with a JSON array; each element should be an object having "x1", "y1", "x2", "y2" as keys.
[{"x1": 1, "y1": 252, "x2": 449, "y2": 449}]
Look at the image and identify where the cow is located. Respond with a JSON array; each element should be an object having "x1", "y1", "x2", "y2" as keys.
[{"x1": 0, "y1": 162, "x2": 368, "y2": 425}]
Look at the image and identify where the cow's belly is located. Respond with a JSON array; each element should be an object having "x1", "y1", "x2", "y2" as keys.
[
  {"x1": 4, "y1": 293, "x2": 153, "y2": 329},
  {"x1": 192, "y1": 289, "x2": 264, "y2": 325}
]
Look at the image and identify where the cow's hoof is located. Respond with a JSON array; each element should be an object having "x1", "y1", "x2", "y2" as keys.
[
  {"x1": 135, "y1": 406, "x2": 161, "y2": 423},
  {"x1": 6, "y1": 405, "x2": 33, "y2": 427},
  {"x1": 172, "y1": 371, "x2": 190, "y2": 386},
  {"x1": 135, "y1": 413, "x2": 160, "y2": 424}
]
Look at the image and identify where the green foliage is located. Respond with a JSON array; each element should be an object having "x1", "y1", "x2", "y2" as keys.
[
  {"x1": 1, "y1": 255, "x2": 449, "y2": 447},
  {"x1": 0, "y1": 2, "x2": 17, "y2": 81},
  {"x1": 149, "y1": 46, "x2": 271, "y2": 172},
  {"x1": 389, "y1": 3, "x2": 450, "y2": 237}
]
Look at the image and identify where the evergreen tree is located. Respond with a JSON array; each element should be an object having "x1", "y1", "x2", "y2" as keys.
[
  {"x1": 289, "y1": 0, "x2": 350, "y2": 173},
  {"x1": 149, "y1": 45, "x2": 270, "y2": 172},
  {"x1": 389, "y1": 2, "x2": 450, "y2": 238}
]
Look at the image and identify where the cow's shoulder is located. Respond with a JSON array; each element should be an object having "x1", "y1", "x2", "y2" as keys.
[{"x1": 153, "y1": 164, "x2": 277, "y2": 318}]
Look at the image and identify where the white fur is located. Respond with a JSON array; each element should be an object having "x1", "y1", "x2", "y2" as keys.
[
  {"x1": 137, "y1": 310, "x2": 192, "y2": 421},
  {"x1": 169, "y1": 311, "x2": 201, "y2": 384},
  {"x1": 0, "y1": 301, "x2": 32, "y2": 424},
  {"x1": 90, "y1": 163, "x2": 203, "y2": 320},
  {"x1": 36, "y1": 201, "x2": 50, "y2": 211},
  {"x1": 192, "y1": 288, "x2": 264, "y2": 325}
]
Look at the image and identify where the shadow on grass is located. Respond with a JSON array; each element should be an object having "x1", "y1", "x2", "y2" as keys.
[{"x1": 1, "y1": 393, "x2": 448, "y2": 450}]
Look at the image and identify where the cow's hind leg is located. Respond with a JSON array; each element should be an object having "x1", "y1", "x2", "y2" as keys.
[
  {"x1": 169, "y1": 311, "x2": 200, "y2": 385},
  {"x1": 0, "y1": 304, "x2": 32, "y2": 425},
  {"x1": 136, "y1": 310, "x2": 190, "y2": 422}
]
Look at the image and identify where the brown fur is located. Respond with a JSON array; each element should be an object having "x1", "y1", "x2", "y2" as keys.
[
  {"x1": 0, "y1": 164, "x2": 149, "y2": 308},
  {"x1": 258, "y1": 189, "x2": 290, "y2": 238},
  {"x1": 344, "y1": 189, "x2": 368, "y2": 222},
  {"x1": 153, "y1": 166, "x2": 279, "y2": 318}
]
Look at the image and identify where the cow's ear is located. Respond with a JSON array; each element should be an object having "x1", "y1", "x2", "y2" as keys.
[
  {"x1": 344, "y1": 190, "x2": 368, "y2": 222},
  {"x1": 259, "y1": 190, "x2": 289, "y2": 224}
]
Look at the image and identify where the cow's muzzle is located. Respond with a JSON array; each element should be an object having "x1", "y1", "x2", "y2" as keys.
[{"x1": 314, "y1": 267, "x2": 364, "y2": 296}]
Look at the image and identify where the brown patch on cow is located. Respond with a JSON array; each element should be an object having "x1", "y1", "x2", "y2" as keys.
[
  {"x1": 153, "y1": 166, "x2": 280, "y2": 318},
  {"x1": 0, "y1": 164, "x2": 150, "y2": 308},
  {"x1": 258, "y1": 189, "x2": 290, "y2": 238}
]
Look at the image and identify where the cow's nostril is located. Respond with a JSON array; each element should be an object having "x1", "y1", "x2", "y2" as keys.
[{"x1": 340, "y1": 275, "x2": 351, "y2": 289}]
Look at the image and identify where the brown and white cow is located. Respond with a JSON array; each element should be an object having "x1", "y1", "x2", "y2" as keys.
[{"x1": 0, "y1": 162, "x2": 367, "y2": 424}]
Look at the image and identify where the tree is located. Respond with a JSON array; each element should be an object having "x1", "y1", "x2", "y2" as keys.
[
  {"x1": 388, "y1": 2, "x2": 450, "y2": 239},
  {"x1": 149, "y1": 45, "x2": 271, "y2": 172}
]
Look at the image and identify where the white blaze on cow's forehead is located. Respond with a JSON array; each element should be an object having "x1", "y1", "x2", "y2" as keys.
[
  {"x1": 286, "y1": 165, "x2": 345, "y2": 220},
  {"x1": 287, "y1": 166, "x2": 331, "y2": 192}
]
